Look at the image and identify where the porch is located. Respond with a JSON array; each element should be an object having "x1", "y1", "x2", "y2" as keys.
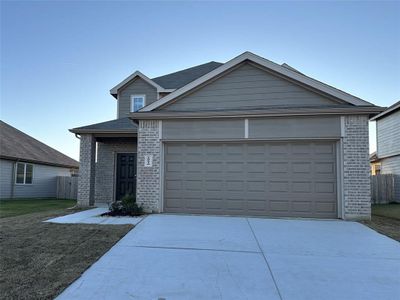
[{"x1": 70, "y1": 118, "x2": 138, "y2": 207}]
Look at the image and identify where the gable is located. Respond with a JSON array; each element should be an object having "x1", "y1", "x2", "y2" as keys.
[
  {"x1": 118, "y1": 77, "x2": 158, "y2": 118},
  {"x1": 160, "y1": 62, "x2": 347, "y2": 111}
]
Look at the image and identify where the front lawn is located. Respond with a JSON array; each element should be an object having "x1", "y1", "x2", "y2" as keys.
[
  {"x1": 0, "y1": 204, "x2": 133, "y2": 299},
  {"x1": 372, "y1": 203, "x2": 400, "y2": 220},
  {"x1": 361, "y1": 203, "x2": 400, "y2": 242},
  {"x1": 0, "y1": 198, "x2": 76, "y2": 218}
]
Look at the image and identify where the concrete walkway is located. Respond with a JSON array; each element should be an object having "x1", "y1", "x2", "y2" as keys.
[
  {"x1": 46, "y1": 207, "x2": 143, "y2": 225},
  {"x1": 57, "y1": 214, "x2": 400, "y2": 300}
]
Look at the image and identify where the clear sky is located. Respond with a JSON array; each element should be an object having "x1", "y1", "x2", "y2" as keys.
[{"x1": 1, "y1": 1, "x2": 399, "y2": 160}]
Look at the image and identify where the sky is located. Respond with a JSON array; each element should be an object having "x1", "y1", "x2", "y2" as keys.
[{"x1": 1, "y1": 1, "x2": 399, "y2": 160}]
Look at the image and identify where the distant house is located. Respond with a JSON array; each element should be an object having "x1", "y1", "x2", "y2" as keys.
[
  {"x1": 0, "y1": 121, "x2": 79, "y2": 199},
  {"x1": 370, "y1": 101, "x2": 400, "y2": 200}
]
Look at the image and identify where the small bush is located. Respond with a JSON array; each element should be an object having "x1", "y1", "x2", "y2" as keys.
[{"x1": 104, "y1": 194, "x2": 143, "y2": 216}]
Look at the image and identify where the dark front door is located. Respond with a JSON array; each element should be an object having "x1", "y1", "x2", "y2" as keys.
[{"x1": 116, "y1": 153, "x2": 137, "y2": 200}]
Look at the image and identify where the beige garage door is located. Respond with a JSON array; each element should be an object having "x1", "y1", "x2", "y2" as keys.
[{"x1": 164, "y1": 141, "x2": 337, "y2": 218}]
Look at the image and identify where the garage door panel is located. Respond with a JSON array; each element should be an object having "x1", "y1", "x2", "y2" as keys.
[
  {"x1": 164, "y1": 141, "x2": 337, "y2": 218},
  {"x1": 225, "y1": 180, "x2": 245, "y2": 191},
  {"x1": 291, "y1": 181, "x2": 312, "y2": 193},
  {"x1": 269, "y1": 181, "x2": 290, "y2": 192},
  {"x1": 269, "y1": 162, "x2": 289, "y2": 174},
  {"x1": 291, "y1": 201, "x2": 312, "y2": 212}
]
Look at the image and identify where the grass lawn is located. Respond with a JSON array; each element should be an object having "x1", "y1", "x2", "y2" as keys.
[
  {"x1": 0, "y1": 198, "x2": 77, "y2": 218},
  {"x1": 0, "y1": 202, "x2": 133, "y2": 299},
  {"x1": 372, "y1": 203, "x2": 400, "y2": 220},
  {"x1": 361, "y1": 203, "x2": 400, "y2": 242}
]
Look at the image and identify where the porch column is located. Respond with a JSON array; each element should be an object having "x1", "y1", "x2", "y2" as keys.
[{"x1": 77, "y1": 134, "x2": 96, "y2": 206}]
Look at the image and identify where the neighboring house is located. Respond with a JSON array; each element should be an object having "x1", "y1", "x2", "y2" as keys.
[
  {"x1": 370, "y1": 152, "x2": 381, "y2": 175},
  {"x1": 71, "y1": 52, "x2": 384, "y2": 220},
  {"x1": 370, "y1": 101, "x2": 400, "y2": 201},
  {"x1": 0, "y1": 121, "x2": 79, "y2": 199}
]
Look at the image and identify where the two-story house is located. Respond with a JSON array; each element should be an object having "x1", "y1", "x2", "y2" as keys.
[
  {"x1": 370, "y1": 101, "x2": 400, "y2": 201},
  {"x1": 71, "y1": 52, "x2": 384, "y2": 220}
]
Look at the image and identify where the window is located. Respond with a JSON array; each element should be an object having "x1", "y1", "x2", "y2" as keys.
[
  {"x1": 15, "y1": 162, "x2": 33, "y2": 184},
  {"x1": 131, "y1": 95, "x2": 146, "y2": 112}
]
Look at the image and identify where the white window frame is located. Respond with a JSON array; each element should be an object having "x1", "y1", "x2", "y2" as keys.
[
  {"x1": 15, "y1": 162, "x2": 34, "y2": 185},
  {"x1": 130, "y1": 94, "x2": 146, "y2": 112}
]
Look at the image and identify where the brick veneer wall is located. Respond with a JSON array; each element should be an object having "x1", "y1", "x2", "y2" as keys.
[
  {"x1": 136, "y1": 120, "x2": 161, "y2": 212},
  {"x1": 343, "y1": 115, "x2": 371, "y2": 220},
  {"x1": 95, "y1": 141, "x2": 137, "y2": 204},
  {"x1": 77, "y1": 134, "x2": 96, "y2": 206}
]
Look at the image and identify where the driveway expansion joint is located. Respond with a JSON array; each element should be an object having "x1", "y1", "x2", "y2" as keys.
[
  {"x1": 246, "y1": 218, "x2": 284, "y2": 300},
  {"x1": 120, "y1": 244, "x2": 262, "y2": 254}
]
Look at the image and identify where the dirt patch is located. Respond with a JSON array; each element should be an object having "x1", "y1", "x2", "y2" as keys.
[
  {"x1": 0, "y1": 208, "x2": 133, "y2": 299},
  {"x1": 361, "y1": 215, "x2": 400, "y2": 242}
]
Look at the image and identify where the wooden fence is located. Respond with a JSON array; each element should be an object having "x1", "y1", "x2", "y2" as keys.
[
  {"x1": 371, "y1": 174, "x2": 397, "y2": 204},
  {"x1": 56, "y1": 176, "x2": 78, "y2": 200}
]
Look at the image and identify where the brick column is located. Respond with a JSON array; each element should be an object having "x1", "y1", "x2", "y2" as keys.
[
  {"x1": 136, "y1": 120, "x2": 161, "y2": 212},
  {"x1": 343, "y1": 115, "x2": 371, "y2": 220},
  {"x1": 77, "y1": 134, "x2": 96, "y2": 207}
]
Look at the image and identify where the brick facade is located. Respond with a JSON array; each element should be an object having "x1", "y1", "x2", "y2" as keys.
[
  {"x1": 343, "y1": 115, "x2": 371, "y2": 220},
  {"x1": 95, "y1": 140, "x2": 137, "y2": 204},
  {"x1": 136, "y1": 120, "x2": 161, "y2": 212},
  {"x1": 77, "y1": 134, "x2": 96, "y2": 206}
]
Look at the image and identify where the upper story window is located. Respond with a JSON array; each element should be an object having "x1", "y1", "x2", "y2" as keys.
[
  {"x1": 15, "y1": 162, "x2": 33, "y2": 184},
  {"x1": 131, "y1": 95, "x2": 146, "y2": 112}
]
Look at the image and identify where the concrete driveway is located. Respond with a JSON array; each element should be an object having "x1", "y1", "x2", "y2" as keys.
[{"x1": 57, "y1": 215, "x2": 400, "y2": 300}]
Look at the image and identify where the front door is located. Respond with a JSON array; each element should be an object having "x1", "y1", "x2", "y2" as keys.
[{"x1": 115, "y1": 153, "x2": 137, "y2": 201}]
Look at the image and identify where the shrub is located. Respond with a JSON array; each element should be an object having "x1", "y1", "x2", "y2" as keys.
[{"x1": 105, "y1": 194, "x2": 143, "y2": 216}]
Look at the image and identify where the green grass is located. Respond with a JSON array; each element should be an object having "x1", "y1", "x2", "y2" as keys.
[
  {"x1": 372, "y1": 203, "x2": 400, "y2": 220},
  {"x1": 0, "y1": 198, "x2": 76, "y2": 218}
]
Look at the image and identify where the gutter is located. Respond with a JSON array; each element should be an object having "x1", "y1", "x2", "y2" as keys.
[{"x1": 130, "y1": 106, "x2": 386, "y2": 120}]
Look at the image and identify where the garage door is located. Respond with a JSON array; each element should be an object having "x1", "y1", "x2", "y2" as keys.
[{"x1": 164, "y1": 141, "x2": 337, "y2": 218}]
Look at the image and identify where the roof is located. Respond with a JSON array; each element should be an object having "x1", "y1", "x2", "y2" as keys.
[
  {"x1": 152, "y1": 61, "x2": 223, "y2": 89},
  {"x1": 141, "y1": 52, "x2": 377, "y2": 112},
  {"x1": 110, "y1": 71, "x2": 172, "y2": 98},
  {"x1": 70, "y1": 117, "x2": 138, "y2": 134},
  {"x1": 109, "y1": 62, "x2": 223, "y2": 98},
  {"x1": 370, "y1": 100, "x2": 400, "y2": 121},
  {"x1": 370, "y1": 152, "x2": 380, "y2": 163},
  {"x1": 0, "y1": 121, "x2": 79, "y2": 169}
]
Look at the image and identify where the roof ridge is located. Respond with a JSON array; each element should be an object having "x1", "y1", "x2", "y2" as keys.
[{"x1": 152, "y1": 61, "x2": 222, "y2": 80}]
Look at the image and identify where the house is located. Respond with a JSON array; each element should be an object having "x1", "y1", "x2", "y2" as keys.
[
  {"x1": 71, "y1": 52, "x2": 384, "y2": 220},
  {"x1": 0, "y1": 121, "x2": 79, "y2": 199},
  {"x1": 370, "y1": 101, "x2": 400, "y2": 201},
  {"x1": 370, "y1": 152, "x2": 381, "y2": 175}
]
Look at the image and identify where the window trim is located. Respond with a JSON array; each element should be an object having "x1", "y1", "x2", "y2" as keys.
[
  {"x1": 15, "y1": 162, "x2": 34, "y2": 185},
  {"x1": 130, "y1": 94, "x2": 146, "y2": 112}
]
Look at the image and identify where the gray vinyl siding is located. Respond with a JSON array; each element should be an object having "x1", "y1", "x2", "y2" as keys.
[
  {"x1": 118, "y1": 78, "x2": 158, "y2": 118},
  {"x1": 0, "y1": 159, "x2": 13, "y2": 198},
  {"x1": 163, "y1": 119, "x2": 244, "y2": 140},
  {"x1": 376, "y1": 109, "x2": 400, "y2": 158},
  {"x1": 249, "y1": 116, "x2": 341, "y2": 139},
  {"x1": 161, "y1": 62, "x2": 342, "y2": 111},
  {"x1": 162, "y1": 116, "x2": 341, "y2": 140},
  {"x1": 380, "y1": 155, "x2": 400, "y2": 201},
  {"x1": 0, "y1": 159, "x2": 72, "y2": 199}
]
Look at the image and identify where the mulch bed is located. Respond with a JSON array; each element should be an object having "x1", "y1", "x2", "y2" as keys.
[{"x1": 0, "y1": 208, "x2": 133, "y2": 300}]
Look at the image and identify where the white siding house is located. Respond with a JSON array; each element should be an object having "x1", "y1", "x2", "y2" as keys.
[{"x1": 371, "y1": 101, "x2": 400, "y2": 201}]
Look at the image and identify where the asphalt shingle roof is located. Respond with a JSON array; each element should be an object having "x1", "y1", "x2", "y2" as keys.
[
  {"x1": 0, "y1": 121, "x2": 79, "y2": 168},
  {"x1": 70, "y1": 117, "x2": 138, "y2": 133},
  {"x1": 152, "y1": 61, "x2": 223, "y2": 89}
]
